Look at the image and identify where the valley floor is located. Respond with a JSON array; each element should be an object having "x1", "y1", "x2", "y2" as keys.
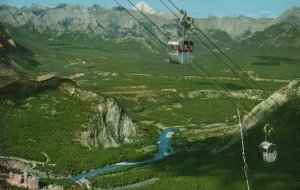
[{"x1": 0, "y1": 31, "x2": 299, "y2": 189}]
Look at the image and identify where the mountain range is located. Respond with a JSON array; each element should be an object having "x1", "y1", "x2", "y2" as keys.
[{"x1": 0, "y1": 3, "x2": 299, "y2": 51}]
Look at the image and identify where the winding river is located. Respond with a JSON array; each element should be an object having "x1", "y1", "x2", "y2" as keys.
[{"x1": 71, "y1": 127, "x2": 176, "y2": 181}]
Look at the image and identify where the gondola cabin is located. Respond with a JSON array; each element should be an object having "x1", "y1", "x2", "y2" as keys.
[
  {"x1": 258, "y1": 141, "x2": 277, "y2": 163},
  {"x1": 167, "y1": 38, "x2": 194, "y2": 65}
]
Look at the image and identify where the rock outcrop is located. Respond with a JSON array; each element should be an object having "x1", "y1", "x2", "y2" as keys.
[
  {"x1": 78, "y1": 99, "x2": 138, "y2": 148},
  {"x1": 59, "y1": 82, "x2": 140, "y2": 148}
]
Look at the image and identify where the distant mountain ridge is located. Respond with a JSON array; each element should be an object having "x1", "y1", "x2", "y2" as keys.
[
  {"x1": 0, "y1": 4, "x2": 299, "y2": 50},
  {"x1": 276, "y1": 7, "x2": 300, "y2": 26},
  {"x1": 239, "y1": 23, "x2": 300, "y2": 49},
  {"x1": 239, "y1": 7, "x2": 300, "y2": 49},
  {"x1": 0, "y1": 4, "x2": 277, "y2": 38}
]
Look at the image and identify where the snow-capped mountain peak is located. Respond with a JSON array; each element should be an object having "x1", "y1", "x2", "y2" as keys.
[{"x1": 133, "y1": 2, "x2": 157, "y2": 14}]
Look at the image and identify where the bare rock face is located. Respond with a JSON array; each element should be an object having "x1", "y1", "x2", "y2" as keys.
[
  {"x1": 79, "y1": 100, "x2": 138, "y2": 148},
  {"x1": 59, "y1": 83, "x2": 139, "y2": 148}
]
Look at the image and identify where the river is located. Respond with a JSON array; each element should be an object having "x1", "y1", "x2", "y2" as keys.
[{"x1": 71, "y1": 127, "x2": 176, "y2": 181}]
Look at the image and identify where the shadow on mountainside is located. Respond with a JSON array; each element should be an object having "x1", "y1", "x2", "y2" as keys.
[{"x1": 253, "y1": 56, "x2": 300, "y2": 66}]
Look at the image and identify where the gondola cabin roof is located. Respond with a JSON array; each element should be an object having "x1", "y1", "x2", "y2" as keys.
[
  {"x1": 258, "y1": 141, "x2": 277, "y2": 162},
  {"x1": 259, "y1": 141, "x2": 275, "y2": 150},
  {"x1": 167, "y1": 38, "x2": 193, "y2": 46}
]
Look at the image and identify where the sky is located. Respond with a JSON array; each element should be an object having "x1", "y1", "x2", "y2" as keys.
[{"x1": 0, "y1": 0, "x2": 299, "y2": 18}]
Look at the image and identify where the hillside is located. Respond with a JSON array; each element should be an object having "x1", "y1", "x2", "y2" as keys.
[
  {"x1": 275, "y1": 7, "x2": 300, "y2": 26},
  {"x1": 0, "y1": 77, "x2": 154, "y2": 179},
  {"x1": 243, "y1": 79, "x2": 300, "y2": 128},
  {"x1": 0, "y1": 22, "x2": 39, "y2": 85},
  {"x1": 172, "y1": 79, "x2": 300, "y2": 152},
  {"x1": 0, "y1": 77, "x2": 141, "y2": 148}
]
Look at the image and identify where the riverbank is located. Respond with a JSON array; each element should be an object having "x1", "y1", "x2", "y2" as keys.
[
  {"x1": 96, "y1": 178, "x2": 160, "y2": 190},
  {"x1": 71, "y1": 127, "x2": 176, "y2": 181}
]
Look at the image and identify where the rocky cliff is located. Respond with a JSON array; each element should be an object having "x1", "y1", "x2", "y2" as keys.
[
  {"x1": 59, "y1": 83, "x2": 139, "y2": 148},
  {"x1": 80, "y1": 99, "x2": 138, "y2": 148}
]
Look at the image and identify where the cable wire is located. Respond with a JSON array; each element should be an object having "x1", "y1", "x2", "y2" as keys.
[
  {"x1": 161, "y1": 0, "x2": 273, "y2": 108},
  {"x1": 117, "y1": 0, "x2": 261, "y2": 123},
  {"x1": 127, "y1": 0, "x2": 167, "y2": 38},
  {"x1": 166, "y1": 0, "x2": 280, "y2": 106},
  {"x1": 123, "y1": 0, "x2": 260, "y2": 122},
  {"x1": 114, "y1": 0, "x2": 166, "y2": 47},
  {"x1": 238, "y1": 101, "x2": 251, "y2": 190}
]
